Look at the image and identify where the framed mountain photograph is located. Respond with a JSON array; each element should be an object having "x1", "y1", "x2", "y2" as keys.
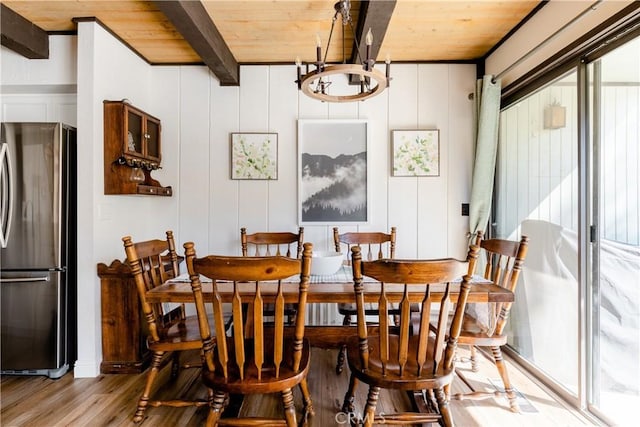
[{"x1": 297, "y1": 119, "x2": 369, "y2": 225}]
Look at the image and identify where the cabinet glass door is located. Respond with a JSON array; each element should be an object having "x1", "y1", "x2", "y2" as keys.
[
  {"x1": 145, "y1": 118, "x2": 160, "y2": 161},
  {"x1": 126, "y1": 110, "x2": 143, "y2": 157}
]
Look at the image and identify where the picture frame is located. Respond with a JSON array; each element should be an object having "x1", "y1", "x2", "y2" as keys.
[
  {"x1": 391, "y1": 129, "x2": 440, "y2": 176},
  {"x1": 230, "y1": 132, "x2": 278, "y2": 180},
  {"x1": 297, "y1": 119, "x2": 369, "y2": 225}
]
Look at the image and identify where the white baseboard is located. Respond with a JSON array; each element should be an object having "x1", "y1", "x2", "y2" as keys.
[{"x1": 72, "y1": 359, "x2": 101, "y2": 378}]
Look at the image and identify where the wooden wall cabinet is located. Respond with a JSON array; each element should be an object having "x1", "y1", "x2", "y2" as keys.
[
  {"x1": 103, "y1": 100, "x2": 172, "y2": 196},
  {"x1": 98, "y1": 259, "x2": 150, "y2": 374}
]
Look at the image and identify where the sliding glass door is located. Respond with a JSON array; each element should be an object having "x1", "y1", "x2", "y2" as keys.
[
  {"x1": 496, "y1": 71, "x2": 580, "y2": 396},
  {"x1": 495, "y1": 34, "x2": 639, "y2": 426},
  {"x1": 587, "y1": 37, "x2": 639, "y2": 426}
]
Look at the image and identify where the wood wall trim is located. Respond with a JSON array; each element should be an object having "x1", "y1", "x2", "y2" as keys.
[
  {"x1": 0, "y1": 3, "x2": 48, "y2": 59},
  {"x1": 153, "y1": 0, "x2": 239, "y2": 86}
]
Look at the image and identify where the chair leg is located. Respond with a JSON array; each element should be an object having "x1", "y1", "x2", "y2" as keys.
[
  {"x1": 205, "y1": 391, "x2": 227, "y2": 427},
  {"x1": 342, "y1": 373, "x2": 359, "y2": 414},
  {"x1": 281, "y1": 388, "x2": 297, "y2": 427},
  {"x1": 335, "y1": 314, "x2": 351, "y2": 374},
  {"x1": 171, "y1": 351, "x2": 181, "y2": 378},
  {"x1": 491, "y1": 345, "x2": 519, "y2": 413},
  {"x1": 287, "y1": 308, "x2": 297, "y2": 326},
  {"x1": 343, "y1": 314, "x2": 352, "y2": 326},
  {"x1": 435, "y1": 387, "x2": 454, "y2": 427},
  {"x1": 298, "y1": 378, "x2": 315, "y2": 422},
  {"x1": 336, "y1": 345, "x2": 347, "y2": 374},
  {"x1": 470, "y1": 345, "x2": 479, "y2": 372},
  {"x1": 362, "y1": 386, "x2": 380, "y2": 427},
  {"x1": 425, "y1": 388, "x2": 437, "y2": 410},
  {"x1": 133, "y1": 351, "x2": 163, "y2": 422}
]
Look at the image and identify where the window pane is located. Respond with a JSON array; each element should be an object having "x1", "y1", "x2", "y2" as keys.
[{"x1": 497, "y1": 71, "x2": 579, "y2": 395}]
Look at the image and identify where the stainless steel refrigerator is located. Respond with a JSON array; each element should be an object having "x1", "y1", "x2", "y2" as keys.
[{"x1": 0, "y1": 122, "x2": 76, "y2": 379}]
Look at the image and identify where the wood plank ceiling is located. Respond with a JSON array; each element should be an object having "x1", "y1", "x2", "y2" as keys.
[{"x1": 2, "y1": 0, "x2": 541, "y2": 86}]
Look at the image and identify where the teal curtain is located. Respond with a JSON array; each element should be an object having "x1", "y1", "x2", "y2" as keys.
[{"x1": 469, "y1": 75, "x2": 502, "y2": 240}]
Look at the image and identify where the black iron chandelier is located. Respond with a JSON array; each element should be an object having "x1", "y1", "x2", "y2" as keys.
[{"x1": 295, "y1": 0, "x2": 390, "y2": 103}]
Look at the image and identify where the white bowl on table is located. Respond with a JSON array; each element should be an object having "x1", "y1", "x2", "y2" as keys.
[{"x1": 310, "y1": 251, "x2": 343, "y2": 276}]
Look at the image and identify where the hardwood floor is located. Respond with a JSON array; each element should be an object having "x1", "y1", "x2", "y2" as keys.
[{"x1": 1, "y1": 347, "x2": 596, "y2": 426}]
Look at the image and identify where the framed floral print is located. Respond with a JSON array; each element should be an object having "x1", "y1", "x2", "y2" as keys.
[
  {"x1": 391, "y1": 129, "x2": 440, "y2": 177},
  {"x1": 230, "y1": 132, "x2": 278, "y2": 180},
  {"x1": 297, "y1": 119, "x2": 369, "y2": 224}
]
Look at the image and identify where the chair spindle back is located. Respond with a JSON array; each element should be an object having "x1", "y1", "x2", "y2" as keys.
[
  {"x1": 334, "y1": 227, "x2": 396, "y2": 265},
  {"x1": 241, "y1": 227, "x2": 304, "y2": 258},
  {"x1": 351, "y1": 243, "x2": 479, "y2": 377},
  {"x1": 479, "y1": 235, "x2": 529, "y2": 336},
  {"x1": 185, "y1": 242, "x2": 312, "y2": 381},
  {"x1": 123, "y1": 231, "x2": 182, "y2": 342}
]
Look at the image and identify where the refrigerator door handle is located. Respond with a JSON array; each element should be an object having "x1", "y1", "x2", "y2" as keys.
[
  {"x1": 0, "y1": 276, "x2": 50, "y2": 283},
  {"x1": 0, "y1": 142, "x2": 14, "y2": 248}
]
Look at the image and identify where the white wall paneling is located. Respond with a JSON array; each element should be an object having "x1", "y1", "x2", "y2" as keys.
[
  {"x1": 267, "y1": 66, "x2": 301, "y2": 236},
  {"x1": 237, "y1": 66, "x2": 271, "y2": 238},
  {"x1": 358, "y1": 62, "x2": 391, "y2": 241},
  {"x1": 447, "y1": 65, "x2": 476, "y2": 258},
  {"x1": 209, "y1": 74, "x2": 240, "y2": 255},
  {"x1": 74, "y1": 22, "x2": 99, "y2": 378},
  {"x1": 1, "y1": 99, "x2": 46, "y2": 122},
  {"x1": 177, "y1": 66, "x2": 211, "y2": 254},
  {"x1": 1, "y1": 35, "x2": 77, "y2": 87},
  {"x1": 90, "y1": 22, "x2": 179, "y2": 261},
  {"x1": 416, "y1": 64, "x2": 449, "y2": 259},
  {"x1": 149, "y1": 67, "x2": 181, "y2": 230},
  {"x1": 388, "y1": 64, "x2": 420, "y2": 258},
  {"x1": 0, "y1": 94, "x2": 77, "y2": 125}
]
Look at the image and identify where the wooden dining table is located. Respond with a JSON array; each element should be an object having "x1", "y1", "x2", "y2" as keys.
[{"x1": 146, "y1": 266, "x2": 513, "y2": 347}]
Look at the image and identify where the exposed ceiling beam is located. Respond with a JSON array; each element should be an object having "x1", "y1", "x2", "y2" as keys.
[
  {"x1": 349, "y1": 0, "x2": 396, "y2": 84},
  {"x1": 154, "y1": 0, "x2": 239, "y2": 86},
  {"x1": 1, "y1": 3, "x2": 49, "y2": 59}
]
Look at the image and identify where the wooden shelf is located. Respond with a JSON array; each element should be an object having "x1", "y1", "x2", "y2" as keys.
[
  {"x1": 137, "y1": 184, "x2": 172, "y2": 196},
  {"x1": 103, "y1": 100, "x2": 172, "y2": 196}
]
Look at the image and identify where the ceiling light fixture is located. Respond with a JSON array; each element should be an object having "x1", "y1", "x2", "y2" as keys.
[{"x1": 295, "y1": 0, "x2": 390, "y2": 103}]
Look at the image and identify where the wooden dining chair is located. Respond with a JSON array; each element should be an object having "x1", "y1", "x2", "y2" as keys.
[
  {"x1": 240, "y1": 227, "x2": 304, "y2": 326},
  {"x1": 184, "y1": 241, "x2": 315, "y2": 427},
  {"x1": 452, "y1": 234, "x2": 529, "y2": 412},
  {"x1": 122, "y1": 231, "x2": 211, "y2": 422},
  {"x1": 334, "y1": 226, "x2": 413, "y2": 374},
  {"x1": 241, "y1": 226, "x2": 304, "y2": 258},
  {"x1": 333, "y1": 227, "x2": 396, "y2": 268},
  {"x1": 341, "y1": 244, "x2": 480, "y2": 427}
]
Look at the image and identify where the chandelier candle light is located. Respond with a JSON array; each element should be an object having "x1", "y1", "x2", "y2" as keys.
[{"x1": 295, "y1": 0, "x2": 391, "y2": 103}]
